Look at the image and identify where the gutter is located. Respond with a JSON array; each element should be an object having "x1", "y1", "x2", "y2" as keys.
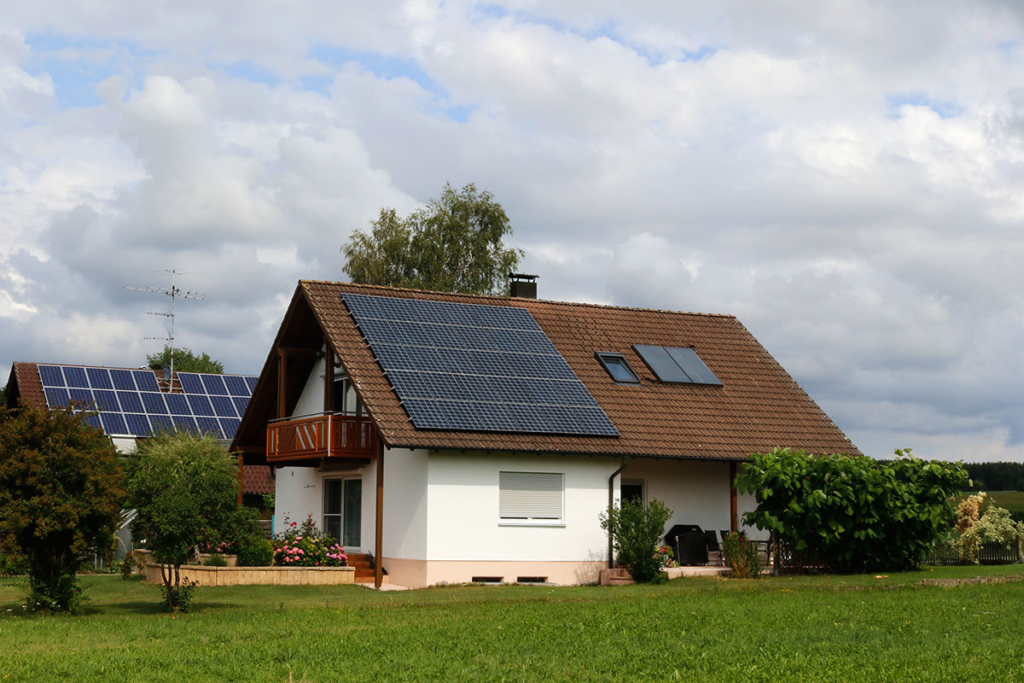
[{"x1": 607, "y1": 456, "x2": 629, "y2": 568}]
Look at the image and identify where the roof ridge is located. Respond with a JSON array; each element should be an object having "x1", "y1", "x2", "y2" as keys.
[
  {"x1": 15, "y1": 361, "x2": 255, "y2": 376},
  {"x1": 300, "y1": 280, "x2": 736, "y2": 319}
]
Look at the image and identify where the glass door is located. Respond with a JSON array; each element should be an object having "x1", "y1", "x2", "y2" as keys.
[{"x1": 323, "y1": 478, "x2": 362, "y2": 549}]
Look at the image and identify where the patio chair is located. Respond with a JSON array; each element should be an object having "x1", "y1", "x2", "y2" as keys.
[{"x1": 705, "y1": 530, "x2": 723, "y2": 566}]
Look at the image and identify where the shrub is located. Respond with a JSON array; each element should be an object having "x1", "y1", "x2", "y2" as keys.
[
  {"x1": 161, "y1": 578, "x2": 198, "y2": 613},
  {"x1": 273, "y1": 516, "x2": 348, "y2": 567},
  {"x1": 736, "y1": 447, "x2": 968, "y2": 573},
  {"x1": 203, "y1": 553, "x2": 228, "y2": 567},
  {"x1": 237, "y1": 537, "x2": 274, "y2": 567},
  {"x1": 599, "y1": 499, "x2": 673, "y2": 583},
  {"x1": 950, "y1": 493, "x2": 986, "y2": 563},
  {"x1": 722, "y1": 531, "x2": 762, "y2": 578},
  {"x1": 0, "y1": 404, "x2": 125, "y2": 612},
  {"x1": 953, "y1": 504, "x2": 1024, "y2": 564},
  {"x1": 126, "y1": 432, "x2": 238, "y2": 612}
]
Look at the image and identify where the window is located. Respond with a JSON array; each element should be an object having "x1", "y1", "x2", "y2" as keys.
[
  {"x1": 632, "y1": 345, "x2": 722, "y2": 386},
  {"x1": 332, "y1": 376, "x2": 362, "y2": 415},
  {"x1": 595, "y1": 352, "x2": 640, "y2": 384},
  {"x1": 323, "y1": 478, "x2": 362, "y2": 547},
  {"x1": 621, "y1": 478, "x2": 645, "y2": 505},
  {"x1": 499, "y1": 472, "x2": 564, "y2": 525}
]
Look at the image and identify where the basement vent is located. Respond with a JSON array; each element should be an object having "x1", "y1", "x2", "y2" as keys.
[
  {"x1": 515, "y1": 576, "x2": 549, "y2": 585},
  {"x1": 471, "y1": 576, "x2": 504, "y2": 585}
]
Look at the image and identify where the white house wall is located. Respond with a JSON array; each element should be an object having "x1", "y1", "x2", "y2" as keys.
[{"x1": 292, "y1": 356, "x2": 326, "y2": 418}]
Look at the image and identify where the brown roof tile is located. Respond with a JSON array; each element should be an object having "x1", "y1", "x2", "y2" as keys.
[
  {"x1": 294, "y1": 281, "x2": 860, "y2": 460},
  {"x1": 242, "y1": 465, "x2": 275, "y2": 495}
]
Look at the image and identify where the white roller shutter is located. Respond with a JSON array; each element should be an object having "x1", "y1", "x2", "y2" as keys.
[{"x1": 499, "y1": 472, "x2": 563, "y2": 521}]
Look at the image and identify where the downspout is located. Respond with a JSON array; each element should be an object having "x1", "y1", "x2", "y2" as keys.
[{"x1": 607, "y1": 456, "x2": 628, "y2": 568}]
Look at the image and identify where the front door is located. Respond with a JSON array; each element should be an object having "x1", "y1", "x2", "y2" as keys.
[{"x1": 323, "y1": 478, "x2": 362, "y2": 550}]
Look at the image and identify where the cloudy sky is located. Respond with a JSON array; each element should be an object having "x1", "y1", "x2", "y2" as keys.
[{"x1": 2, "y1": 1, "x2": 1023, "y2": 462}]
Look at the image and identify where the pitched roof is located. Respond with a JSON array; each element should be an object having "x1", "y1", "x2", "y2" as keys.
[{"x1": 237, "y1": 281, "x2": 859, "y2": 461}]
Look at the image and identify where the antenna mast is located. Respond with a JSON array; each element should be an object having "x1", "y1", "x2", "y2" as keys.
[{"x1": 126, "y1": 267, "x2": 205, "y2": 388}]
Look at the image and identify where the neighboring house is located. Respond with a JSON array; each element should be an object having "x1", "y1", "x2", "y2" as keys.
[
  {"x1": 232, "y1": 280, "x2": 860, "y2": 589},
  {"x1": 3, "y1": 362, "x2": 273, "y2": 505}
]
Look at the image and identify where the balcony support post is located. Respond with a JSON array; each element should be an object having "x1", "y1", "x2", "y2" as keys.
[{"x1": 374, "y1": 437, "x2": 384, "y2": 589}]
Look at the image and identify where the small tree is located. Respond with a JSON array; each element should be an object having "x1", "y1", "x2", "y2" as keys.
[
  {"x1": 126, "y1": 432, "x2": 237, "y2": 612},
  {"x1": 342, "y1": 182, "x2": 523, "y2": 295},
  {"x1": 600, "y1": 499, "x2": 673, "y2": 583},
  {"x1": 146, "y1": 346, "x2": 224, "y2": 374},
  {"x1": 0, "y1": 404, "x2": 125, "y2": 612}
]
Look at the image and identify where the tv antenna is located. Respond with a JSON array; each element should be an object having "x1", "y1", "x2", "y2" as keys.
[{"x1": 126, "y1": 266, "x2": 205, "y2": 387}]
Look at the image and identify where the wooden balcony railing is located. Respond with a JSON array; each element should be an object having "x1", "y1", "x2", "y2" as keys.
[{"x1": 266, "y1": 413, "x2": 378, "y2": 463}]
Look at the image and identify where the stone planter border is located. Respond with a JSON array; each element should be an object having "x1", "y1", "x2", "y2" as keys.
[{"x1": 143, "y1": 562, "x2": 355, "y2": 587}]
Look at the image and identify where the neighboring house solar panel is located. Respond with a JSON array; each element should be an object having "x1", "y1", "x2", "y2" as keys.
[
  {"x1": 110, "y1": 369, "x2": 137, "y2": 391},
  {"x1": 223, "y1": 375, "x2": 249, "y2": 397},
  {"x1": 35, "y1": 365, "x2": 257, "y2": 441},
  {"x1": 64, "y1": 367, "x2": 89, "y2": 388},
  {"x1": 343, "y1": 293, "x2": 618, "y2": 437},
  {"x1": 86, "y1": 368, "x2": 113, "y2": 390},
  {"x1": 38, "y1": 365, "x2": 66, "y2": 387},
  {"x1": 133, "y1": 371, "x2": 160, "y2": 392}
]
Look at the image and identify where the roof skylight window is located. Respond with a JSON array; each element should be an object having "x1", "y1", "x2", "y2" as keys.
[
  {"x1": 632, "y1": 345, "x2": 722, "y2": 386},
  {"x1": 595, "y1": 353, "x2": 640, "y2": 384}
]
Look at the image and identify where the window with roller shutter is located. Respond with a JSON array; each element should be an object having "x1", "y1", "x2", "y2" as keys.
[{"x1": 499, "y1": 472, "x2": 564, "y2": 524}]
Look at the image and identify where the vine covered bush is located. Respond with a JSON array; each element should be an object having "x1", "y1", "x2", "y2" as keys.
[
  {"x1": 599, "y1": 499, "x2": 673, "y2": 583},
  {"x1": 951, "y1": 497, "x2": 1024, "y2": 564},
  {"x1": 736, "y1": 447, "x2": 968, "y2": 572}
]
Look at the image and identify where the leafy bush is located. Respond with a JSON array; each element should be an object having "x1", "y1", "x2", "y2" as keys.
[
  {"x1": 237, "y1": 537, "x2": 274, "y2": 567},
  {"x1": 126, "y1": 432, "x2": 238, "y2": 612},
  {"x1": 950, "y1": 493, "x2": 986, "y2": 563},
  {"x1": 203, "y1": 553, "x2": 228, "y2": 567},
  {"x1": 0, "y1": 404, "x2": 125, "y2": 612},
  {"x1": 161, "y1": 578, "x2": 198, "y2": 613},
  {"x1": 273, "y1": 516, "x2": 348, "y2": 567},
  {"x1": 736, "y1": 447, "x2": 968, "y2": 573},
  {"x1": 722, "y1": 531, "x2": 762, "y2": 578},
  {"x1": 952, "y1": 504, "x2": 1024, "y2": 564},
  {"x1": 599, "y1": 499, "x2": 673, "y2": 583}
]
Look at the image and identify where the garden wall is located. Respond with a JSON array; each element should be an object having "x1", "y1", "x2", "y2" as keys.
[{"x1": 143, "y1": 562, "x2": 355, "y2": 587}]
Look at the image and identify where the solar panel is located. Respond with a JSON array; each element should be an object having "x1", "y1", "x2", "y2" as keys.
[
  {"x1": 35, "y1": 365, "x2": 257, "y2": 441},
  {"x1": 178, "y1": 373, "x2": 206, "y2": 395},
  {"x1": 665, "y1": 347, "x2": 722, "y2": 386},
  {"x1": 100, "y1": 412, "x2": 128, "y2": 436},
  {"x1": 44, "y1": 388, "x2": 71, "y2": 407},
  {"x1": 195, "y1": 416, "x2": 223, "y2": 438},
  {"x1": 244, "y1": 376, "x2": 258, "y2": 392},
  {"x1": 343, "y1": 293, "x2": 618, "y2": 437},
  {"x1": 202, "y1": 374, "x2": 228, "y2": 396},
  {"x1": 223, "y1": 375, "x2": 250, "y2": 397},
  {"x1": 140, "y1": 392, "x2": 168, "y2": 414},
  {"x1": 38, "y1": 365, "x2": 66, "y2": 387},
  {"x1": 117, "y1": 391, "x2": 144, "y2": 413},
  {"x1": 124, "y1": 414, "x2": 151, "y2": 437},
  {"x1": 133, "y1": 370, "x2": 160, "y2": 392},
  {"x1": 64, "y1": 367, "x2": 89, "y2": 388},
  {"x1": 86, "y1": 368, "x2": 113, "y2": 390},
  {"x1": 165, "y1": 393, "x2": 191, "y2": 416},
  {"x1": 110, "y1": 369, "x2": 137, "y2": 391}
]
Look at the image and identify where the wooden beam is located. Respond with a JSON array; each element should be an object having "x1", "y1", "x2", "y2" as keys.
[
  {"x1": 324, "y1": 346, "x2": 334, "y2": 413},
  {"x1": 276, "y1": 350, "x2": 287, "y2": 419},
  {"x1": 236, "y1": 455, "x2": 244, "y2": 507},
  {"x1": 729, "y1": 461, "x2": 738, "y2": 531},
  {"x1": 374, "y1": 438, "x2": 384, "y2": 589},
  {"x1": 278, "y1": 346, "x2": 318, "y2": 358}
]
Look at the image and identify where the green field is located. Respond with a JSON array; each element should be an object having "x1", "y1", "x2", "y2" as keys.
[
  {"x1": 2, "y1": 567, "x2": 1024, "y2": 682},
  {"x1": 980, "y1": 490, "x2": 1024, "y2": 515}
]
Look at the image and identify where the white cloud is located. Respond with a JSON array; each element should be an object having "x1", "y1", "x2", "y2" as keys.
[{"x1": 3, "y1": 2, "x2": 1024, "y2": 464}]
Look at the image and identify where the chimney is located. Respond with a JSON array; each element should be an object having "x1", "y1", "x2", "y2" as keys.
[{"x1": 509, "y1": 273, "x2": 538, "y2": 299}]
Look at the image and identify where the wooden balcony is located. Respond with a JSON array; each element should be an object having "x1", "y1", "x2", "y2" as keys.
[{"x1": 266, "y1": 413, "x2": 378, "y2": 463}]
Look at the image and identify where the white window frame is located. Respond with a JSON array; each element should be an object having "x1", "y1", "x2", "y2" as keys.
[{"x1": 498, "y1": 471, "x2": 565, "y2": 527}]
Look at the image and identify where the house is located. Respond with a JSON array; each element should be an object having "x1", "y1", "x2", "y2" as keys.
[
  {"x1": 3, "y1": 362, "x2": 274, "y2": 505},
  {"x1": 231, "y1": 280, "x2": 859, "y2": 588}
]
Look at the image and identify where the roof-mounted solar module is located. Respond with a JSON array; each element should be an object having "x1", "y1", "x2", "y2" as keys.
[
  {"x1": 633, "y1": 345, "x2": 722, "y2": 386},
  {"x1": 343, "y1": 293, "x2": 618, "y2": 437}
]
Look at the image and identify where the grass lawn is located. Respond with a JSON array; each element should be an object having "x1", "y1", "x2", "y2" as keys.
[
  {"x1": 2, "y1": 565, "x2": 1024, "y2": 682},
  {"x1": 979, "y1": 490, "x2": 1024, "y2": 516}
]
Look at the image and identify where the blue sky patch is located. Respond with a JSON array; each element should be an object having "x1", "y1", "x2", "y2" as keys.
[{"x1": 886, "y1": 93, "x2": 962, "y2": 119}]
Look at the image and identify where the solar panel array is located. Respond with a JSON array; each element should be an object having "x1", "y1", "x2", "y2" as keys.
[
  {"x1": 37, "y1": 365, "x2": 258, "y2": 440},
  {"x1": 343, "y1": 293, "x2": 619, "y2": 437}
]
